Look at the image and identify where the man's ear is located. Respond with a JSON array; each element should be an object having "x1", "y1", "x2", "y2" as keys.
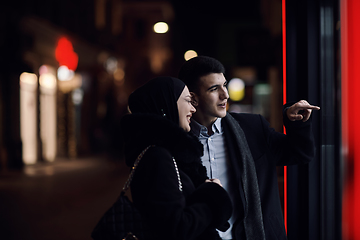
[{"x1": 190, "y1": 92, "x2": 198, "y2": 107}]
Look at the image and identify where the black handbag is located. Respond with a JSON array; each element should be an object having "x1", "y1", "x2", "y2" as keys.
[
  {"x1": 91, "y1": 192, "x2": 150, "y2": 240},
  {"x1": 91, "y1": 145, "x2": 152, "y2": 240},
  {"x1": 91, "y1": 145, "x2": 182, "y2": 240}
]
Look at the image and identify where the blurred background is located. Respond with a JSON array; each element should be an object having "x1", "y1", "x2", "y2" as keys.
[
  {"x1": 0, "y1": 0, "x2": 284, "y2": 165},
  {"x1": 0, "y1": 1, "x2": 284, "y2": 239},
  {"x1": 1, "y1": 0, "x2": 357, "y2": 240}
]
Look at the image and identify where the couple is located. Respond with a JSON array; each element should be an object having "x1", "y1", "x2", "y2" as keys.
[{"x1": 120, "y1": 56, "x2": 319, "y2": 240}]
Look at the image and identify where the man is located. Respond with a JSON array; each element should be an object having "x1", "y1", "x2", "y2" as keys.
[{"x1": 178, "y1": 56, "x2": 320, "y2": 240}]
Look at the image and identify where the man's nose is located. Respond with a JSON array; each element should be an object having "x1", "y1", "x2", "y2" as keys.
[{"x1": 220, "y1": 87, "x2": 229, "y2": 99}]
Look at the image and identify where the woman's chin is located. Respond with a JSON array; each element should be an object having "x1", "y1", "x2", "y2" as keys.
[{"x1": 181, "y1": 125, "x2": 191, "y2": 132}]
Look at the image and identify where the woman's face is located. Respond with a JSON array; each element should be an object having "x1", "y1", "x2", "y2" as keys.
[{"x1": 177, "y1": 86, "x2": 196, "y2": 132}]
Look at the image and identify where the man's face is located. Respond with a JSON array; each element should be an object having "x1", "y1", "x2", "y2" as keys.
[{"x1": 192, "y1": 73, "x2": 229, "y2": 125}]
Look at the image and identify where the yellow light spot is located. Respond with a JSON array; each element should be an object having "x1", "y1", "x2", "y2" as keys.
[
  {"x1": 228, "y1": 78, "x2": 245, "y2": 101},
  {"x1": 39, "y1": 73, "x2": 57, "y2": 89},
  {"x1": 184, "y1": 50, "x2": 198, "y2": 61},
  {"x1": 20, "y1": 72, "x2": 37, "y2": 85}
]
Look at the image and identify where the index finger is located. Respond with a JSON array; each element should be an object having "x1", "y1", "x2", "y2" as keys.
[
  {"x1": 306, "y1": 105, "x2": 320, "y2": 110},
  {"x1": 297, "y1": 104, "x2": 320, "y2": 110}
]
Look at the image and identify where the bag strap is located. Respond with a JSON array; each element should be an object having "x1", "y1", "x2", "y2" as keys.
[
  {"x1": 122, "y1": 145, "x2": 153, "y2": 192},
  {"x1": 122, "y1": 145, "x2": 182, "y2": 193},
  {"x1": 171, "y1": 157, "x2": 183, "y2": 192}
]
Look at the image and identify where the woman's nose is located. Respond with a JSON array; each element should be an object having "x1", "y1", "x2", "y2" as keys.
[{"x1": 190, "y1": 104, "x2": 196, "y2": 113}]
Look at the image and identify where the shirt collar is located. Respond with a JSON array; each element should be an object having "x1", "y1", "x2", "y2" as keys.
[
  {"x1": 190, "y1": 118, "x2": 222, "y2": 137},
  {"x1": 213, "y1": 118, "x2": 222, "y2": 134}
]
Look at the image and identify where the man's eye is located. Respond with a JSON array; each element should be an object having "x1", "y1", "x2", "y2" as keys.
[{"x1": 210, "y1": 88, "x2": 217, "y2": 92}]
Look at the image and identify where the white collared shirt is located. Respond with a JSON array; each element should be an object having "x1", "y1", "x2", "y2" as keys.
[{"x1": 191, "y1": 118, "x2": 237, "y2": 239}]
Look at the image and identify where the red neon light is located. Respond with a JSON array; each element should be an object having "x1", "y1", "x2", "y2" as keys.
[
  {"x1": 282, "y1": 0, "x2": 287, "y2": 233},
  {"x1": 55, "y1": 37, "x2": 79, "y2": 71},
  {"x1": 341, "y1": 0, "x2": 360, "y2": 239}
]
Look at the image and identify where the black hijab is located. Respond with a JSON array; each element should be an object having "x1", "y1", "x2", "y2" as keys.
[
  {"x1": 128, "y1": 76, "x2": 186, "y2": 125},
  {"x1": 124, "y1": 76, "x2": 208, "y2": 188}
]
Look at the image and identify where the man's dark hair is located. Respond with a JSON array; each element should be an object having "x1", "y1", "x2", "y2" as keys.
[{"x1": 178, "y1": 56, "x2": 225, "y2": 93}]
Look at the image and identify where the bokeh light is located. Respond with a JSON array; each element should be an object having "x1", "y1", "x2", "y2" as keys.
[
  {"x1": 39, "y1": 65, "x2": 49, "y2": 76},
  {"x1": 72, "y1": 88, "x2": 84, "y2": 105},
  {"x1": 20, "y1": 72, "x2": 37, "y2": 85},
  {"x1": 57, "y1": 65, "x2": 74, "y2": 81},
  {"x1": 55, "y1": 37, "x2": 78, "y2": 71},
  {"x1": 114, "y1": 68, "x2": 125, "y2": 86},
  {"x1": 228, "y1": 78, "x2": 245, "y2": 101},
  {"x1": 20, "y1": 72, "x2": 38, "y2": 165},
  {"x1": 105, "y1": 57, "x2": 118, "y2": 73},
  {"x1": 153, "y1": 22, "x2": 169, "y2": 33},
  {"x1": 39, "y1": 73, "x2": 57, "y2": 89},
  {"x1": 184, "y1": 50, "x2": 198, "y2": 61}
]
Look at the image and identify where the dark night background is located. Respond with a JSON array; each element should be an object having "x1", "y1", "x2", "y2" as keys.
[
  {"x1": 0, "y1": 0, "x2": 284, "y2": 239},
  {"x1": 0, "y1": 1, "x2": 347, "y2": 239},
  {"x1": 0, "y1": 0, "x2": 283, "y2": 162}
]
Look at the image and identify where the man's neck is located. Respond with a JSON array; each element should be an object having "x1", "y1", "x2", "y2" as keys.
[{"x1": 193, "y1": 114, "x2": 217, "y2": 136}]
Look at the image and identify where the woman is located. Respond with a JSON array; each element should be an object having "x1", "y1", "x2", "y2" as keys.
[{"x1": 120, "y1": 76, "x2": 232, "y2": 240}]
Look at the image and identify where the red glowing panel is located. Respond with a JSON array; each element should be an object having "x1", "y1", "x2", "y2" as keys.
[
  {"x1": 55, "y1": 37, "x2": 78, "y2": 71},
  {"x1": 282, "y1": 0, "x2": 287, "y2": 232},
  {"x1": 341, "y1": 0, "x2": 360, "y2": 239}
]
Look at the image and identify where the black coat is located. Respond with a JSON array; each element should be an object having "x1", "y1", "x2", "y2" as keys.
[
  {"x1": 120, "y1": 113, "x2": 233, "y2": 240},
  {"x1": 222, "y1": 107, "x2": 315, "y2": 240}
]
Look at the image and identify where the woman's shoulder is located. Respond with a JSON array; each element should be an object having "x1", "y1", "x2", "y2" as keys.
[
  {"x1": 141, "y1": 145, "x2": 173, "y2": 164},
  {"x1": 135, "y1": 145, "x2": 178, "y2": 180}
]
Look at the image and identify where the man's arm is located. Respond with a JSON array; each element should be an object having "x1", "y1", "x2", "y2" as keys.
[{"x1": 274, "y1": 100, "x2": 320, "y2": 165}]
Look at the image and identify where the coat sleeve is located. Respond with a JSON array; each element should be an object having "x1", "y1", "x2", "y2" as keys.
[
  {"x1": 230, "y1": 107, "x2": 316, "y2": 167},
  {"x1": 260, "y1": 103, "x2": 316, "y2": 166},
  {"x1": 130, "y1": 146, "x2": 232, "y2": 240}
]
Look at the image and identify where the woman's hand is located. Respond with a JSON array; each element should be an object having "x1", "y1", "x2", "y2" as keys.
[{"x1": 205, "y1": 178, "x2": 223, "y2": 187}]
